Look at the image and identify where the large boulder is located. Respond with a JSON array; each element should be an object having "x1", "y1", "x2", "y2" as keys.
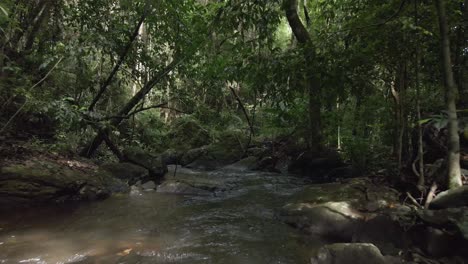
[
  {"x1": 99, "y1": 162, "x2": 149, "y2": 185},
  {"x1": 0, "y1": 159, "x2": 128, "y2": 207},
  {"x1": 180, "y1": 146, "x2": 208, "y2": 166},
  {"x1": 123, "y1": 147, "x2": 167, "y2": 180},
  {"x1": 310, "y1": 243, "x2": 388, "y2": 264},
  {"x1": 156, "y1": 181, "x2": 213, "y2": 196},
  {"x1": 281, "y1": 178, "x2": 410, "y2": 254},
  {"x1": 409, "y1": 208, "x2": 468, "y2": 258},
  {"x1": 185, "y1": 131, "x2": 247, "y2": 170},
  {"x1": 429, "y1": 186, "x2": 468, "y2": 209},
  {"x1": 353, "y1": 215, "x2": 409, "y2": 255},
  {"x1": 280, "y1": 202, "x2": 362, "y2": 241},
  {"x1": 418, "y1": 207, "x2": 468, "y2": 241},
  {"x1": 161, "y1": 149, "x2": 184, "y2": 165},
  {"x1": 288, "y1": 149, "x2": 345, "y2": 179},
  {"x1": 222, "y1": 156, "x2": 259, "y2": 172}
]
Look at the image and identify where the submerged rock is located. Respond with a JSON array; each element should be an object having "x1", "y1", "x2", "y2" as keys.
[
  {"x1": 0, "y1": 159, "x2": 128, "y2": 206},
  {"x1": 310, "y1": 243, "x2": 388, "y2": 264},
  {"x1": 141, "y1": 181, "x2": 157, "y2": 191},
  {"x1": 156, "y1": 181, "x2": 213, "y2": 196}
]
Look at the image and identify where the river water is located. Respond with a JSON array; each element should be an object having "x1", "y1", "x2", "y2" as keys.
[{"x1": 0, "y1": 166, "x2": 322, "y2": 264}]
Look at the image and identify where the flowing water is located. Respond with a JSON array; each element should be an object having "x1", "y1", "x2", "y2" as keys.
[{"x1": 0, "y1": 166, "x2": 323, "y2": 264}]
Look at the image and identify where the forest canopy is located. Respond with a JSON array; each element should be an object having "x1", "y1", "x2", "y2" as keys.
[{"x1": 0, "y1": 0, "x2": 466, "y2": 188}]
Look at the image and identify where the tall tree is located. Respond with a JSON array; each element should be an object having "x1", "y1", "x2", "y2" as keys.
[
  {"x1": 88, "y1": 9, "x2": 148, "y2": 111},
  {"x1": 436, "y1": 0, "x2": 462, "y2": 189},
  {"x1": 284, "y1": 0, "x2": 323, "y2": 152}
]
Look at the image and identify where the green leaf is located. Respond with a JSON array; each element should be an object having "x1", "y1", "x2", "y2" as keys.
[
  {"x1": 0, "y1": 4, "x2": 8, "y2": 17},
  {"x1": 418, "y1": 118, "x2": 433, "y2": 125}
]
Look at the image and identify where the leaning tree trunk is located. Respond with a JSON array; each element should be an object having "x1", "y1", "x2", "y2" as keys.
[
  {"x1": 284, "y1": 0, "x2": 322, "y2": 152},
  {"x1": 80, "y1": 58, "x2": 183, "y2": 158},
  {"x1": 436, "y1": 0, "x2": 462, "y2": 189},
  {"x1": 88, "y1": 11, "x2": 148, "y2": 111}
]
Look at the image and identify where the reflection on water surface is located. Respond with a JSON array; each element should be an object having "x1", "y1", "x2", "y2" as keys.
[{"x1": 0, "y1": 168, "x2": 321, "y2": 264}]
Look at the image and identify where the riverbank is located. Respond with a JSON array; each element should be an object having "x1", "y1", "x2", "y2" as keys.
[{"x1": 1, "y1": 139, "x2": 467, "y2": 263}]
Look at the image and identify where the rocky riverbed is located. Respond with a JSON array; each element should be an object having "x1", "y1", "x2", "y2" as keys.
[{"x1": 1, "y1": 142, "x2": 467, "y2": 263}]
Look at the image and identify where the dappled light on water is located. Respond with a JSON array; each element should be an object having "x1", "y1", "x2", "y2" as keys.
[{"x1": 0, "y1": 168, "x2": 318, "y2": 264}]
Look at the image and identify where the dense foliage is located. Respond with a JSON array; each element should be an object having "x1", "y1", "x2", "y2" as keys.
[{"x1": 0, "y1": 0, "x2": 466, "y2": 185}]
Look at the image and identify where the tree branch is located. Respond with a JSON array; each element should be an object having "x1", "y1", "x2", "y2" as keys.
[{"x1": 88, "y1": 5, "x2": 149, "y2": 111}]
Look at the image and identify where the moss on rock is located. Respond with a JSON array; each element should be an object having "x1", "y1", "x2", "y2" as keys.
[{"x1": 0, "y1": 159, "x2": 128, "y2": 206}]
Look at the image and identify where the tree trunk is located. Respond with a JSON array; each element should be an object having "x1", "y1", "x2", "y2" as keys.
[
  {"x1": 284, "y1": 0, "x2": 322, "y2": 152},
  {"x1": 80, "y1": 57, "x2": 184, "y2": 157},
  {"x1": 415, "y1": 0, "x2": 425, "y2": 189},
  {"x1": 24, "y1": 0, "x2": 54, "y2": 52},
  {"x1": 391, "y1": 70, "x2": 401, "y2": 166},
  {"x1": 88, "y1": 12, "x2": 148, "y2": 111},
  {"x1": 436, "y1": 0, "x2": 462, "y2": 189}
]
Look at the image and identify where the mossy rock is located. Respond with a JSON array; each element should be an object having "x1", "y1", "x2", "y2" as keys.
[
  {"x1": 180, "y1": 146, "x2": 208, "y2": 166},
  {"x1": 185, "y1": 144, "x2": 244, "y2": 170},
  {"x1": 0, "y1": 160, "x2": 128, "y2": 206},
  {"x1": 184, "y1": 130, "x2": 249, "y2": 170},
  {"x1": 280, "y1": 201, "x2": 362, "y2": 241},
  {"x1": 99, "y1": 162, "x2": 149, "y2": 185},
  {"x1": 123, "y1": 147, "x2": 168, "y2": 179}
]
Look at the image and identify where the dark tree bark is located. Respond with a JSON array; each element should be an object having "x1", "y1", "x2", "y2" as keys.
[
  {"x1": 24, "y1": 0, "x2": 54, "y2": 52},
  {"x1": 436, "y1": 0, "x2": 462, "y2": 189},
  {"x1": 102, "y1": 132, "x2": 124, "y2": 162},
  {"x1": 10, "y1": 0, "x2": 47, "y2": 50},
  {"x1": 229, "y1": 85, "x2": 254, "y2": 136},
  {"x1": 88, "y1": 12, "x2": 148, "y2": 111},
  {"x1": 284, "y1": 0, "x2": 323, "y2": 152}
]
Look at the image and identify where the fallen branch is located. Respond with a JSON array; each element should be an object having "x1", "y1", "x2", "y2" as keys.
[
  {"x1": 99, "y1": 103, "x2": 188, "y2": 121},
  {"x1": 406, "y1": 192, "x2": 423, "y2": 209},
  {"x1": 228, "y1": 85, "x2": 254, "y2": 154},
  {"x1": 229, "y1": 86, "x2": 254, "y2": 136}
]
